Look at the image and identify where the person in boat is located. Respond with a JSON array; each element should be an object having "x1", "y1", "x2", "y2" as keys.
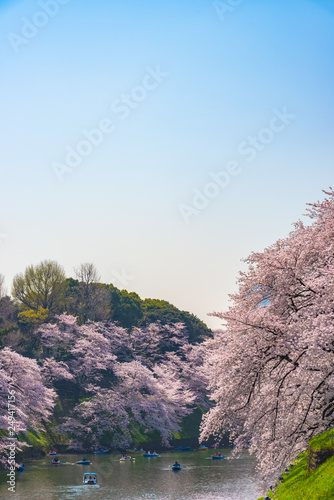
[
  {"x1": 173, "y1": 461, "x2": 180, "y2": 467},
  {"x1": 218, "y1": 453, "x2": 221, "y2": 457}
]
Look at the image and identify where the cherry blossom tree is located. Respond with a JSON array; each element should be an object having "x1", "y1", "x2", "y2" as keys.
[
  {"x1": 37, "y1": 314, "x2": 202, "y2": 449},
  {"x1": 128, "y1": 321, "x2": 189, "y2": 365},
  {"x1": 0, "y1": 348, "x2": 56, "y2": 463},
  {"x1": 200, "y1": 189, "x2": 334, "y2": 479},
  {"x1": 165, "y1": 342, "x2": 210, "y2": 410},
  {"x1": 56, "y1": 386, "x2": 132, "y2": 449},
  {"x1": 114, "y1": 360, "x2": 196, "y2": 445},
  {"x1": 40, "y1": 357, "x2": 74, "y2": 386}
]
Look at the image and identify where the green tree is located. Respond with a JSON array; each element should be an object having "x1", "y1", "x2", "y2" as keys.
[
  {"x1": 12, "y1": 260, "x2": 66, "y2": 313},
  {"x1": 63, "y1": 277, "x2": 110, "y2": 323},
  {"x1": 73, "y1": 263, "x2": 110, "y2": 322},
  {"x1": 109, "y1": 286, "x2": 143, "y2": 328},
  {"x1": 17, "y1": 307, "x2": 49, "y2": 331}
]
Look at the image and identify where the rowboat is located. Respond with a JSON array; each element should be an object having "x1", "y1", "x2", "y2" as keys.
[
  {"x1": 175, "y1": 445, "x2": 191, "y2": 451},
  {"x1": 170, "y1": 463, "x2": 184, "y2": 470},
  {"x1": 77, "y1": 458, "x2": 90, "y2": 465},
  {"x1": 126, "y1": 448, "x2": 144, "y2": 454},
  {"x1": 120, "y1": 456, "x2": 132, "y2": 461},
  {"x1": 211, "y1": 455, "x2": 227, "y2": 460},
  {"x1": 49, "y1": 451, "x2": 57, "y2": 456},
  {"x1": 92, "y1": 449, "x2": 109, "y2": 454},
  {"x1": 52, "y1": 458, "x2": 61, "y2": 465},
  {"x1": 143, "y1": 452, "x2": 159, "y2": 457},
  {"x1": 83, "y1": 472, "x2": 97, "y2": 484},
  {"x1": 198, "y1": 445, "x2": 208, "y2": 451}
]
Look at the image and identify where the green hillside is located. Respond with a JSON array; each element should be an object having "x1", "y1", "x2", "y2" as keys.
[{"x1": 258, "y1": 430, "x2": 334, "y2": 500}]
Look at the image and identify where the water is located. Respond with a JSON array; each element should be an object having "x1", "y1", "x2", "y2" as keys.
[{"x1": 0, "y1": 449, "x2": 263, "y2": 499}]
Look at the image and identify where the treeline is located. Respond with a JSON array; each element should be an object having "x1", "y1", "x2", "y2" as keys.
[
  {"x1": 0, "y1": 261, "x2": 212, "y2": 458},
  {"x1": 0, "y1": 260, "x2": 211, "y2": 355}
]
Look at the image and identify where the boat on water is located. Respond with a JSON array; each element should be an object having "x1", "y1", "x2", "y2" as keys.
[
  {"x1": 92, "y1": 449, "x2": 109, "y2": 454},
  {"x1": 52, "y1": 457, "x2": 61, "y2": 465},
  {"x1": 175, "y1": 445, "x2": 191, "y2": 451},
  {"x1": 77, "y1": 458, "x2": 90, "y2": 465},
  {"x1": 83, "y1": 472, "x2": 97, "y2": 485},
  {"x1": 198, "y1": 445, "x2": 208, "y2": 451},
  {"x1": 120, "y1": 455, "x2": 132, "y2": 461},
  {"x1": 16, "y1": 463, "x2": 24, "y2": 471},
  {"x1": 170, "y1": 462, "x2": 184, "y2": 470},
  {"x1": 143, "y1": 452, "x2": 159, "y2": 457},
  {"x1": 210, "y1": 444, "x2": 220, "y2": 449},
  {"x1": 126, "y1": 447, "x2": 145, "y2": 454},
  {"x1": 49, "y1": 451, "x2": 57, "y2": 456},
  {"x1": 211, "y1": 454, "x2": 227, "y2": 460}
]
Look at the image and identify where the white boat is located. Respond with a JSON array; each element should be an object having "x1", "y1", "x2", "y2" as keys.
[{"x1": 83, "y1": 472, "x2": 97, "y2": 484}]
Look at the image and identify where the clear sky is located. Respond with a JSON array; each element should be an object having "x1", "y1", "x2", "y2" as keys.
[{"x1": 1, "y1": 0, "x2": 333, "y2": 329}]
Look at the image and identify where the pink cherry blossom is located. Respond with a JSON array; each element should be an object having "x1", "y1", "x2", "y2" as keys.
[{"x1": 200, "y1": 189, "x2": 334, "y2": 479}]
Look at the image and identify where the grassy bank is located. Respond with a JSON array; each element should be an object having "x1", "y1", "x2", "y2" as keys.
[{"x1": 258, "y1": 430, "x2": 334, "y2": 500}]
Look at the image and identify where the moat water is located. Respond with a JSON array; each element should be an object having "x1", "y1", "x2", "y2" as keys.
[{"x1": 0, "y1": 449, "x2": 263, "y2": 499}]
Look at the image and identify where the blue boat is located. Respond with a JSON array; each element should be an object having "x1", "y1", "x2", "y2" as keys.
[
  {"x1": 170, "y1": 463, "x2": 184, "y2": 470},
  {"x1": 175, "y1": 445, "x2": 191, "y2": 451},
  {"x1": 211, "y1": 455, "x2": 227, "y2": 460},
  {"x1": 92, "y1": 449, "x2": 109, "y2": 454},
  {"x1": 143, "y1": 452, "x2": 159, "y2": 457},
  {"x1": 77, "y1": 458, "x2": 90, "y2": 465}
]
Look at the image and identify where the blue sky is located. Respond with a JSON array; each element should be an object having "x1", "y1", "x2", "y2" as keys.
[{"x1": 1, "y1": 0, "x2": 333, "y2": 328}]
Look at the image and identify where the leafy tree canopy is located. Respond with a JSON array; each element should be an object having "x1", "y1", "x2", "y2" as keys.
[{"x1": 12, "y1": 260, "x2": 66, "y2": 313}]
